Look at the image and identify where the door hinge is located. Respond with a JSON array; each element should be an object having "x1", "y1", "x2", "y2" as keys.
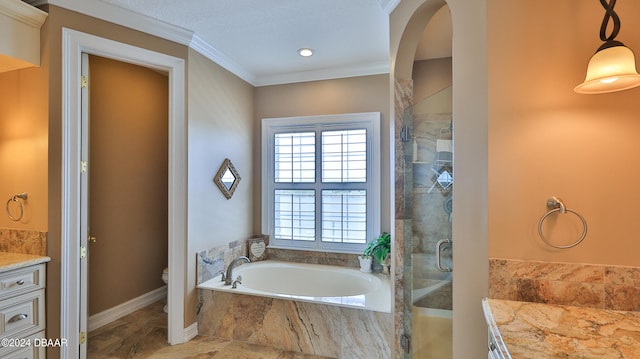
[
  {"x1": 79, "y1": 331, "x2": 86, "y2": 344},
  {"x1": 80, "y1": 245, "x2": 87, "y2": 260},
  {"x1": 81, "y1": 75, "x2": 88, "y2": 88},
  {"x1": 401, "y1": 334, "x2": 411, "y2": 354},
  {"x1": 80, "y1": 160, "x2": 87, "y2": 173}
]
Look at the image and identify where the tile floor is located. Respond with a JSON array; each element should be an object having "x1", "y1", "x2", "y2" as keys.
[{"x1": 88, "y1": 299, "x2": 333, "y2": 359}]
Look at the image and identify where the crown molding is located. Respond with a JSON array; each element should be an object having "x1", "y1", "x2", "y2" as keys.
[
  {"x1": 378, "y1": 0, "x2": 401, "y2": 14},
  {"x1": 254, "y1": 61, "x2": 390, "y2": 87},
  {"x1": 1, "y1": 0, "x2": 47, "y2": 27},
  {"x1": 32, "y1": 0, "x2": 193, "y2": 46},
  {"x1": 29, "y1": 0, "x2": 390, "y2": 87},
  {"x1": 189, "y1": 34, "x2": 256, "y2": 85}
]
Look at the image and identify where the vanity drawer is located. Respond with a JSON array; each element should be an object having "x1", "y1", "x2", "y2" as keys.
[
  {"x1": 0, "y1": 289, "x2": 45, "y2": 342},
  {"x1": 0, "y1": 331, "x2": 46, "y2": 358},
  {"x1": 0, "y1": 265, "x2": 45, "y2": 301}
]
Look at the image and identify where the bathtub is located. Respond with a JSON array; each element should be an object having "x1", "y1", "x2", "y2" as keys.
[{"x1": 197, "y1": 260, "x2": 391, "y2": 313}]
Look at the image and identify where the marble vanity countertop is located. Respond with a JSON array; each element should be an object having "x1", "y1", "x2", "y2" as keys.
[
  {"x1": 0, "y1": 252, "x2": 51, "y2": 273},
  {"x1": 485, "y1": 298, "x2": 640, "y2": 358}
]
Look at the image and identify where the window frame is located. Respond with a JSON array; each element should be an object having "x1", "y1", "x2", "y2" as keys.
[{"x1": 261, "y1": 112, "x2": 381, "y2": 253}]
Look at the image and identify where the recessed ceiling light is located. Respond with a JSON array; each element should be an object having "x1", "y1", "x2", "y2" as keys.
[{"x1": 298, "y1": 48, "x2": 314, "y2": 57}]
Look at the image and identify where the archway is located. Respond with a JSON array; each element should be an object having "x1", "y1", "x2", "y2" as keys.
[{"x1": 389, "y1": 0, "x2": 488, "y2": 358}]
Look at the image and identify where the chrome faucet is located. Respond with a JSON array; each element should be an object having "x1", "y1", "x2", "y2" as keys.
[{"x1": 222, "y1": 256, "x2": 250, "y2": 285}]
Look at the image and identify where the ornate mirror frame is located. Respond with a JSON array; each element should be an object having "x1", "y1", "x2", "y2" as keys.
[{"x1": 214, "y1": 158, "x2": 241, "y2": 199}]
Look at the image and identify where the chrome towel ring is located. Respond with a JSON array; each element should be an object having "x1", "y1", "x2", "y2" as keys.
[
  {"x1": 6, "y1": 193, "x2": 28, "y2": 222},
  {"x1": 537, "y1": 196, "x2": 587, "y2": 249}
]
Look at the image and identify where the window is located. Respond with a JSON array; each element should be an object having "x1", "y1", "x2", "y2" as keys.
[{"x1": 262, "y1": 113, "x2": 380, "y2": 253}]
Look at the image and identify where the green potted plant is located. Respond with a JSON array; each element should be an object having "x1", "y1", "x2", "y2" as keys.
[{"x1": 363, "y1": 232, "x2": 391, "y2": 275}]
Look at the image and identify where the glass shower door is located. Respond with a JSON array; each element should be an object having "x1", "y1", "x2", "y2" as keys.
[{"x1": 408, "y1": 89, "x2": 454, "y2": 359}]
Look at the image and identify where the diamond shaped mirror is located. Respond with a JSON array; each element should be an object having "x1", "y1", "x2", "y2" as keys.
[
  {"x1": 214, "y1": 158, "x2": 241, "y2": 199},
  {"x1": 436, "y1": 170, "x2": 453, "y2": 190}
]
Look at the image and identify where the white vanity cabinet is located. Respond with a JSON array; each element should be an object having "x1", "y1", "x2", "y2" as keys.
[
  {"x1": 0, "y1": 264, "x2": 46, "y2": 359},
  {"x1": 482, "y1": 298, "x2": 510, "y2": 359}
]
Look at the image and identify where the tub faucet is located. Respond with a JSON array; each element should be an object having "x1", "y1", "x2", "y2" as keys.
[{"x1": 222, "y1": 256, "x2": 250, "y2": 285}]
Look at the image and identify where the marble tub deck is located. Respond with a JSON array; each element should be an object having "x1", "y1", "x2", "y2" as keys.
[{"x1": 88, "y1": 300, "x2": 332, "y2": 359}]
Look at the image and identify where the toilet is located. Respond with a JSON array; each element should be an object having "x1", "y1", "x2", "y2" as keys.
[{"x1": 162, "y1": 267, "x2": 169, "y2": 313}]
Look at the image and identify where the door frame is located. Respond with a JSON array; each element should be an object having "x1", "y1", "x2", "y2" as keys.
[{"x1": 61, "y1": 28, "x2": 187, "y2": 357}]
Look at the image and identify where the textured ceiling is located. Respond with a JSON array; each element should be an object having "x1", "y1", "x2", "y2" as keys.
[
  {"x1": 99, "y1": 0, "x2": 391, "y2": 86},
  {"x1": 38, "y1": 0, "x2": 452, "y2": 85}
]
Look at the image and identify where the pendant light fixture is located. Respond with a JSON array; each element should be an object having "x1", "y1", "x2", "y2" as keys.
[{"x1": 574, "y1": 0, "x2": 640, "y2": 94}]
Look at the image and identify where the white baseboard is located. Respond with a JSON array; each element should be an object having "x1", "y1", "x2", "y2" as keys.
[
  {"x1": 88, "y1": 286, "x2": 168, "y2": 332},
  {"x1": 183, "y1": 321, "x2": 198, "y2": 342}
]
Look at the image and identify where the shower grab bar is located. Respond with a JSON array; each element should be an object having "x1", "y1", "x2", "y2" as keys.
[
  {"x1": 436, "y1": 239, "x2": 452, "y2": 272},
  {"x1": 537, "y1": 196, "x2": 587, "y2": 249},
  {"x1": 6, "y1": 193, "x2": 27, "y2": 222}
]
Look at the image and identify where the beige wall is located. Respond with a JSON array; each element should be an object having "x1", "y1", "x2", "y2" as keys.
[
  {"x1": 87, "y1": 55, "x2": 168, "y2": 315},
  {"x1": 413, "y1": 57, "x2": 452, "y2": 103},
  {"x1": 488, "y1": 0, "x2": 640, "y2": 267},
  {"x1": 0, "y1": 66, "x2": 48, "y2": 231},
  {"x1": 43, "y1": 5, "x2": 188, "y2": 353},
  {"x1": 253, "y1": 74, "x2": 392, "y2": 233},
  {"x1": 186, "y1": 48, "x2": 254, "y2": 325}
]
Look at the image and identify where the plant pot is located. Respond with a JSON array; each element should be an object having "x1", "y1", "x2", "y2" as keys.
[
  {"x1": 358, "y1": 256, "x2": 373, "y2": 273},
  {"x1": 380, "y1": 253, "x2": 391, "y2": 275}
]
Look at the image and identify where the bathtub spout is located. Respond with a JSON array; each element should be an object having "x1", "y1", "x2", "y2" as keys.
[{"x1": 223, "y1": 256, "x2": 250, "y2": 285}]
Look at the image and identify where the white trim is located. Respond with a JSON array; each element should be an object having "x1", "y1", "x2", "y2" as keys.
[
  {"x1": 42, "y1": 0, "x2": 193, "y2": 46},
  {"x1": 88, "y1": 286, "x2": 167, "y2": 332},
  {"x1": 0, "y1": 0, "x2": 47, "y2": 27},
  {"x1": 189, "y1": 34, "x2": 256, "y2": 85},
  {"x1": 261, "y1": 112, "x2": 381, "y2": 253},
  {"x1": 253, "y1": 61, "x2": 389, "y2": 87},
  {"x1": 183, "y1": 322, "x2": 199, "y2": 343},
  {"x1": 378, "y1": 0, "x2": 401, "y2": 14},
  {"x1": 61, "y1": 28, "x2": 187, "y2": 358}
]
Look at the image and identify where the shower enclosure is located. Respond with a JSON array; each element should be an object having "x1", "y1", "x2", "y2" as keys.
[{"x1": 397, "y1": 85, "x2": 453, "y2": 358}]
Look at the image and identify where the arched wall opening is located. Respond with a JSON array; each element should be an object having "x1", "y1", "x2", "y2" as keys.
[{"x1": 389, "y1": 0, "x2": 488, "y2": 358}]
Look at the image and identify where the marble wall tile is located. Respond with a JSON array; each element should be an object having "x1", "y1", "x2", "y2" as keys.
[
  {"x1": 490, "y1": 258, "x2": 640, "y2": 312},
  {"x1": 197, "y1": 239, "x2": 253, "y2": 285},
  {"x1": 605, "y1": 266, "x2": 640, "y2": 311},
  {"x1": 198, "y1": 290, "x2": 234, "y2": 339},
  {"x1": 268, "y1": 248, "x2": 358, "y2": 268},
  {"x1": 197, "y1": 289, "x2": 392, "y2": 358},
  {"x1": 339, "y1": 308, "x2": 392, "y2": 359},
  {"x1": 394, "y1": 78, "x2": 413, "y2": 221},
  {"x1": 394, "y1": 219, "x2": 409, "y2": 359},
  {"x1": 232, "y1": 295, "x2": 284, "y2": 348},
  {"x1": 514, "y1": 279, "x2": 604, "y2": 308},
  {"x1": 0, "y1": 228, "x2": 46, "y2": 256},
  {"x1": 282, "y1": 301, "x2": 341, "y2": 358}
]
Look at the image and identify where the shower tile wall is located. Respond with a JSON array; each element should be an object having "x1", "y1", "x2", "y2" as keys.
[
  {"x1": 412, "y1": 112, "x2": 453, "y2": 294},
  {"x1": 394, "y1": 78, "x2": 413, "y2": 359},
  {"x1": 0, "y1": 228, "x2": 46, "y2": 256}
]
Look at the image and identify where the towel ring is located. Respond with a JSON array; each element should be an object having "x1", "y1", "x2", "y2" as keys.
[
  {"x1": 6, "y1": 193, "x2": 27, "y2": 222},
  {"x1": 537, "y1": 197, "x2": 587, "y2": 249}
]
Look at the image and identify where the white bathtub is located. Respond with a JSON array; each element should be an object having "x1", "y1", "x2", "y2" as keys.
[{"x1": 197, "y1": 260, "x2": 391, "y2": 313}]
